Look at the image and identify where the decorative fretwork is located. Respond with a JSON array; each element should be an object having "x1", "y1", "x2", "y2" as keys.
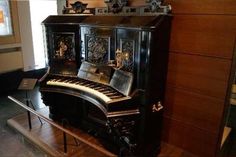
[
  {"x1": 86, "y1": 36, "x2": 110, "y2": 64},
  {"x1": 104, "y1": 0, "x2": 128, "y2": 13},
  {"x1": 95, "y1": 0, "x2": 171, "y2": 15},
  {"x1": 62, "y1": 0, "x2": 171, "y2": 15},
  {"x1": 120, "y1": 39, "x2": 134, "y2": 72},
  {"x1": 53, "y1": 33, "x2": 75, "y2": 61}
]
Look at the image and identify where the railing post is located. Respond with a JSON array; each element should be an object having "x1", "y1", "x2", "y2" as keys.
[
  {"x1": 29, "y1": 100, "x2": 43, "y2": 125},
  {"x1": 26, "y1": 92, "x2": 32, "y2": 130},
  {"x1": 7, "y1": 96, "x2": 116, "y2": 157},
  {"x1": 62, "y1": 119, "x2": 67, "y2": 153}
]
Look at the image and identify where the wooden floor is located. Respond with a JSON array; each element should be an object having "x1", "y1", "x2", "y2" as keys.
[{"x1": 7, "y1": 107, "x2": 198, "y2": 157}]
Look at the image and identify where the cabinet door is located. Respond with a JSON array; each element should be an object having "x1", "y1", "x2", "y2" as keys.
[
  {"x1": 0, "y1": 1, "x2": 20, "y2": 45},
  {"x1": 80, "y1": 26, "x2": 115, "y2": 64},
  {"x1": 45, "y1": 24, "x2": 81, "y2": 76},
  {"x1": 116, "y1": 28, "x2": 140, "y2": 89}
]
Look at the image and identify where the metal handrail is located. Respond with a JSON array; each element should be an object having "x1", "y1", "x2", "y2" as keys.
[{"x1": 8, "y1": 96, "x2": 116, "y2": 157}]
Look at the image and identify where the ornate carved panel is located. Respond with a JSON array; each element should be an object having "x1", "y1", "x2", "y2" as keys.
[
  {"x1": 120, "y1": 39, "x2": 135, "y2": 72},
  {"x1": 80, "y1": 26, "x2": 114, "y2": 65},
  {"x1": 84, "y1": 34, "x2": 111, "y2": 64},
  {"x1": 52, "y1": 32, "x2": 76, "y2": 61}
]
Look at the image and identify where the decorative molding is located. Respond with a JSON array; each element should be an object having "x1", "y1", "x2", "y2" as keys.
[
  {"x1": 104, "y1": 0, "x2": 128, "y2": 13},
  {"x1": 62, "y1": 0, "x2": 171, "y2": 16},
  {"x1": 0, "y1": 43, "x2": 21, "y2": 51},
  {"x1": 96, "y1": 0, "x2": 171, "y2": 15}
]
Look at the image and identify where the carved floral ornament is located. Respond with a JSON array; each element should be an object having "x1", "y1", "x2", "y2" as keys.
[{"x1": 63, "y1": 0, "x2": 171, "y2": 15}]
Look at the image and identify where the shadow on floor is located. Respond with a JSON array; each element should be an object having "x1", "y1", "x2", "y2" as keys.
[
  {"x1": 2, "y1": 86, "x2": 236, "y2": 157},
  {"x1": 0, "y1": 86, "x2": 47, "y2": 157}
]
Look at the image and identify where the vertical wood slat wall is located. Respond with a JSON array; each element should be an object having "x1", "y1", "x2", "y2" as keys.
[
  {"x1": 163, "y1": 1, "x2": 236, "y2": 157},
  {"x1": 70, "y1": 0, "x2": 236, "y2": 156}
]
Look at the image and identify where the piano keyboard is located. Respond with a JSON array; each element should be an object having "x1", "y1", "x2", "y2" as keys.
[{"x1": 46, "y1": 77, "x2": 125, "y2": 103}]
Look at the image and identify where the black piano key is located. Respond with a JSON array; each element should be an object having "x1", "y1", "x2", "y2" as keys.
[
  {"x1": 85, "y1": 84, "x2": 94, "y2": 87},
  {"x1": 76, "y1": 80, "x2": 100, "y2": 88},
  {"x1": 79, "y1": 80, "x2": 90, "y2": 85},
  {"x1": 56, "y1": 79, "x2": 63, "y2": 82},
  {"x1": 93, "y1": 86, "x2": 104, "y2": 90},
  {"x1": 70, "y1": 78, "x2": 80, "y2": 84},
  {"x1": 63, "y1": 79, "x2": 71, "y2": 83},
  {"x1": 82, "y1": 83, "x2": 93, "y2": 87},
  {"x1": 47, "y1": 76, "x2": 125, "y2": 100},
  {"x1": 76, "y1": 81, "x2": 86, "y2": 85},
  {"x1": 106, "y1": 92, "x2": 119, "y2": 96},
  {"x1": 102, "y1": 91, "x2": 116, "y2": 95},
  {"x1": 109, "y1": 95, "x2": 123, "y2": 99},
  {"x1": 49, "y1": 79, "x2": 56, "y2": 82},
  {"x1": 108, "y1": 92, "x2": 122, "y2": 96},
  {"x1": 68, "y1": 79, "x2": 77, "y2": 83},
  {"x1": 57, "y1": 78, "x2": 67, "y2": 82},
  {"x1": 88, "y1": 84, "x2": 97, "y2": 88},
  {"x1": 97, "y1": 86, "x2": 111, "y2": 92},
  {"x1": 97, "y1": 89, "x2": 109, "y2": 93},
  {"x1": 73, "y1": 79, "x2": 87, "y2": 85}
]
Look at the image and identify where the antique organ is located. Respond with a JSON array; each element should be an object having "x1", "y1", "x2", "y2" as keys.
[{"x1": 40, "y1": 12, "x2": 171, "y2": 156}]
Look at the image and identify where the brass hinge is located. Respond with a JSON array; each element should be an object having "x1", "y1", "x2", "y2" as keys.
[{"x1": 152, "y1": 101, "x2": 163, "y2": 112}]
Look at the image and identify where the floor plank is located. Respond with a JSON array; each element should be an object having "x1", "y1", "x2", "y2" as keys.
[
  {"x1": 7, "y1": 106, "x2": 199, "y2": 157},
  {"x1": 7, "y1": 107, "x2": 114, "y2": 157}
]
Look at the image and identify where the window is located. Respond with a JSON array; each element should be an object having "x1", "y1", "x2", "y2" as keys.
[
  {"x1": 0, "y1": 0, "x2": 20, "y2": 45},
  {"x1": 0, "y1": 0, "x2": 12, "y2": 36}
]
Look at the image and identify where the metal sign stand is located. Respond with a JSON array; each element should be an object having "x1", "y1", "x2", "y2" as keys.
[{"x1": 18, "y1": 78, "x2": 43, "y2": 129}]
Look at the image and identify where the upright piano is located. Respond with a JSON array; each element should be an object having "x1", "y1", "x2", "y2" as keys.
[{"x1": 40, "y1": 15, "x2": 172, "y2": 156}]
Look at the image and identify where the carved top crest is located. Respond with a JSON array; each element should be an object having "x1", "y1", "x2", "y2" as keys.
[
  {"x1": 96, "y1": 0, "x2": 171, "y2": 15},
  {"x1": 63, "y1": 0, "x2": 171, "y2": 16}
]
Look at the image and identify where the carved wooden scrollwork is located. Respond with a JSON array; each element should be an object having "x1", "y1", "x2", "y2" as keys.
[
  {"x1": 104, "y1": 0, "x2": 128, "y2": 13},
  {"x1": 95, "y1": 0, "x2": 171, "y2": 15},
  {"x1": 87, "y1": 36, "x2": 109, "y2": 64}
]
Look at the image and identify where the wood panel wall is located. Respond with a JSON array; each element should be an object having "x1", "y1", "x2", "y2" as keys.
[
  {"x1": 163, "y1": 1, "x2": 236, "y2": 157},
  {"x1": 69, "y1": 1, "x2": 236, "y2": 156}
]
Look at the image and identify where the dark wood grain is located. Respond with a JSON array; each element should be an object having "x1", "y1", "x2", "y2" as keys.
[
  {"x1": 162, "y1": 116, "x2": 217, "y2": 157},
  {"x1": 53, "y1": 1, "x2": 236, "y2": 156},
  {"x1": 7, "y1": 108, "x2": 113, "y2": 157},
  {"x1": 7, "y1": 108, "x2": 198, "y2": 157},
  {"x1": 162, "y1": 2, "x2": 236, "y2": 156},
  {"x1": 169, "y1": 15, "x2": 236, "y2": 59},
  {"x1": 72, "y1": 0, "x2": 236, "y2": 15},
  {"x1": 167, "y1": 52, "x2": 231, "y2": 98},
  {"x1": 164, "y1": 85, "x2": 225, "y2": 132},
  {"x1": 165, "y1": 0, "x2": 236, "y2": 15}
]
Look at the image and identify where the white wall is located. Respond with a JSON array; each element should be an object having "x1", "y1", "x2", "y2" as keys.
[
  {"x1": 17, "y1": 0, "x2": 35, "y2": 71},
  {"x1": 57, "y1": 0, "x2": 66, "y2": 15},
  {"x1": 29, "y1": 0, "x2": 57, "y2": 69},
  {"x1": 0, "y1": 50, "x2": 23, "y2": 73},
  {"x1": 17, "y1": 0, "x2": 57, "y2": 71}
]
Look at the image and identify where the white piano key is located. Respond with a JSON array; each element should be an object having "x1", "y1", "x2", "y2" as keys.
[{"x1": 46, "y1": 79, "x2": 111, "y2": 103}]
